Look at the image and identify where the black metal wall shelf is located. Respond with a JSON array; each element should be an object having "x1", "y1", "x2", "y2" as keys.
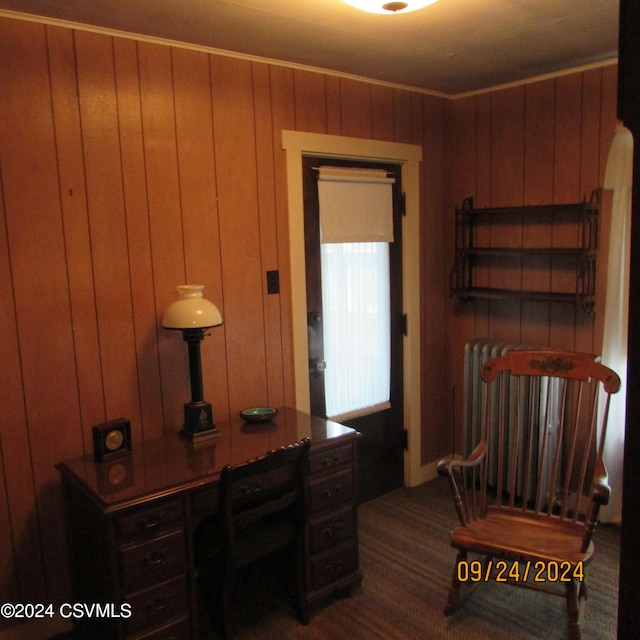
[{"x1": 450, "y1": 190, "x2": 600, "y2": 313}]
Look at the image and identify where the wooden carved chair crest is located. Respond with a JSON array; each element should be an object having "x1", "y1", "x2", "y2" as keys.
[{"x1": 437, "y1": 349, "x2": 621, "y2": 640}]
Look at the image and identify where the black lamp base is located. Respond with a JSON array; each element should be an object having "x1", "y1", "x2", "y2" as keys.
[{"x1": 179, "y1": 401, "x2": 221, "y2": 442}]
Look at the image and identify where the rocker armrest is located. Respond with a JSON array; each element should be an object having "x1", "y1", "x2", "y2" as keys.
[
  {"x1": 437, "y1": 441, "x2": 486, "y2": 477},
  {"x1": 591, "y1": 456, "x2": 611, "y2": 506},
  {"x1": 582, "y1": 456, "x2": 611, "y2": 553}
]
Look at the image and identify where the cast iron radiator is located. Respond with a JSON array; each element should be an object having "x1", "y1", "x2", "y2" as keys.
[{"x1": 462, "y1": 338, "x2": 561, "y2": 503}]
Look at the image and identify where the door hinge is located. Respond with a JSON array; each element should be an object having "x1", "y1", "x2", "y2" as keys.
[{"x1": 400, "y1": 313, "x2": 408, "y2": 336}]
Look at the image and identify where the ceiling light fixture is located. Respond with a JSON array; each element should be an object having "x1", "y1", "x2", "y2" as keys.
[{"x1": 342, "y1": 0, "x2": 439, "y2": 14}]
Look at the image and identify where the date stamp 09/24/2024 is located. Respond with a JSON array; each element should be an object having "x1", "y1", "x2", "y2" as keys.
[
  {"x1": 1, "y1": 561, "x2": 585, "y2": 621},
  {"x1": 457, "y1": 559, "x2": 585, "y2": 583}
]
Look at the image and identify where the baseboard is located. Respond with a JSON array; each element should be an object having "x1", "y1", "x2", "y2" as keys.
[
  {"x1": 0, "y1": 617, "x2": 72, "y2": 640},
  {"x1": 413, "y1": 454, "x2": 463, "y2": 487},
  {"x1": 416, "y1": 459, "x2": 441, "y2": 485}
]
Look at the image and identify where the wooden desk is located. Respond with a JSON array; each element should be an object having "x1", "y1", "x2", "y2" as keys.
[{"x1": 56, "y1": 408, "x2": 362, "y2": 639}]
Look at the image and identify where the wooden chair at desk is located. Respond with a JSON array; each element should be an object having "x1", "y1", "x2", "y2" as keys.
[
  {"x1": 195, "y1": 438, "x2": 311, "y2": 638},
  {"x1": 437, "y1": 349, "x2": 621, "y2": 640}
]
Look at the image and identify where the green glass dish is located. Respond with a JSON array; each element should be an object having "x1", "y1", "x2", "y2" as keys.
[{"x1": 239, "y1": 407, "x2": 278, "y2": 423}]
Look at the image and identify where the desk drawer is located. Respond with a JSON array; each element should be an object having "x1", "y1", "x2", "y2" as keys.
[
  {"x1": 308, "y1": 468, "x2": 354, "y2": 513},
  {"x1": 308, "y1": 507, "x2": 356, "y2": 554},
  {"x1": 308, "y1": 543, "x2": 357, "y2": 591},
  {"x1": 120, "y1": 529, "x2": 186, "y2": 590},
  {"x1": 116, "y1": 499, "x2": 183, "y2": 540},
  {"x1": 125, "y1": 575, "x2": 188, "y2": 638},
  {"x1": 309, "y1": 443, "x2": 353, "y2": 475}
]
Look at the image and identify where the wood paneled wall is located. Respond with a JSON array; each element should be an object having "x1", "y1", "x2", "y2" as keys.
[
  {"x1": 445, "y1": 64, "x2": 619, "y2": 457},
  {"x1": 0, "y1": 16, "x2": 447, "y2": 618},
  {"x1": 0, "y1": 13, "x2": 620, "y2": 623}
]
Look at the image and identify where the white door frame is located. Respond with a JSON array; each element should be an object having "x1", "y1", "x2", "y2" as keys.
[{"x1": 281, "y1": 130, "x2": 423, "y2": 488}]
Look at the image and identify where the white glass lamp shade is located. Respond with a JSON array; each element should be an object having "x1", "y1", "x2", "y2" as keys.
[
  {"x1": 341, "y1": 0, "x2": 438, "y2": 14},
  {"x1": 162, "y1": 285, "x2": 223, "y2": 330}
]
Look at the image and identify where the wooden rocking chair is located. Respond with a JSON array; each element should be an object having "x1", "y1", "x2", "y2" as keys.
[{"x1": 437, "y1": 349, "x2": 621, "y2": 640}]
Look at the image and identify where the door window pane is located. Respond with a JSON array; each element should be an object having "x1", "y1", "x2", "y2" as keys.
[{"x1": 321, "y1": 242, "x2": 391, "y2": 420}]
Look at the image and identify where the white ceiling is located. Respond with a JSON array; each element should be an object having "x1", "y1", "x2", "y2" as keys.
[{"x1": 0, "y1": 0, "x2": 620, "y2": 95}]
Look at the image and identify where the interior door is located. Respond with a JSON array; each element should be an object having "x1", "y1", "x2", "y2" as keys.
[{"x1": 303, "y1": 156, "x2": 405, "y2": 503}]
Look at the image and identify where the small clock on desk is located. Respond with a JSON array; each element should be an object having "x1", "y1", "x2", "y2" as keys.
[{"x1": 92, "y1": 418, "x2": 132, "y2": 462}]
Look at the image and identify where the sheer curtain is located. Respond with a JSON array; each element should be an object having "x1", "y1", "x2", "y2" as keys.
[
  {"x1": 599, "y1": 123, "x2": 633, "y2": 523},
  {"x1": 317, "y1": 166, "x2": 394, "y2": 421}
]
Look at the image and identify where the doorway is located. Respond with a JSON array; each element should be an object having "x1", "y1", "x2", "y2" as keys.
[
  {"x1": 302, "y1": 156, "x2": 405, "y2": 502},
  {"x1": 281, "y1": 130, "x2": 423, "y2": 489}
]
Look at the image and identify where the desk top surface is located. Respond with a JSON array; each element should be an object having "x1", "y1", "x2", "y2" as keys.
[{"x1": 57, "y1": 407, "x2": 358, "y2": 511}]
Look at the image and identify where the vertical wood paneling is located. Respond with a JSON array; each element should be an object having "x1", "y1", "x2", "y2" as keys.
[
  {"x1": 421, "y1": 94, "x2": 449, "y2": 463},
  {"x1": 0, "y1": 158, "x2": 29, "y2": 606},
  {"x1": 576, "y1": 69, "x2": 605, "y2": 352},
  {"x1": 75, "y1": 31, "x2": 141, "y2": 424},
  {"x1": 48, "y1": 26, "x2": 106, "y2": 441},
  {"x1": 488, "y1": 87, "x2": 526, "y2": 338},
  {"x1": 253, "y1": 61, "x2": 286, "y2": 409},
  {"x1": 393, "y1": 89, "x2": 413, "y2": 144},
  {"x1": 210, "y1": 56, "x2": 268, "y2": 413},
  {"x1": 113, "y1": 38, "x2": 165, "y2": 440},
  {"x1": 293, "y1": 69, "x2": 328, "y2": 133},
  {"x1": 447, "y1": 97, "x2": 479, "y2": 455},
  {"x1": 0, "y1": 19, "x2": 81, "y2": 604},
  {"x1": 550, "y1": 74, "x2": 583, "y2": 348},
  {"x1": 138, "y1": 41, "x2": 189, "y2": 432},
  {"x1": 580, "y1": 70, "x2": 604, "y2": 199},
  {"x1": 269, "y1": 66, "x2": 297, "y2": 409},
  {"x1": 474, "y1": 94, "x2": 492, "y2": 337},
  {"x1": 172, "y1": 47, "x2": 230, "y2": 424},
  {"x1": 446, "y1": 68, "x2": 617, "y2": 460},
  {"x1": 521, "y1": 79, "x2": 555, "y2": 345},
  {"x1": 340, "y1": 78, "x2": 372, "y2": 138},
  {"x1": 326, "y1": 76, "x2": 342, "y2": 134},
  {"x1": 370, "y1": 84, "x2": 395, "y2": 141},
  {"x1": 523, "y1": 80, "x2": 556, "y2": 205}
]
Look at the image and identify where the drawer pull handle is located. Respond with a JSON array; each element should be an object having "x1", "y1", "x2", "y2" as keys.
[
  {"x1": 240, "y1": 481, "x2": 262, "y2": 495},
  {"x1": 143, "y1": 549, "x2": 168, "y2": 567},
  {"x1": 324, "y1": 561, "x2": 344, "y2": 575},
  {"x1": 321, "y1": 456, "x2": 341, "y2": 468},
  {"x1": 323, "y1": 486, "x2": 342, "y2": 499},
  {"x1": 323, "y1": 523, "x2": 344, "y2": 539},
  {"x1": 145, "y1": 596, "x2": 169, "y2": 613},
  {"x1": 140, "y1": 512, "x2": 167, "y2": 530}
]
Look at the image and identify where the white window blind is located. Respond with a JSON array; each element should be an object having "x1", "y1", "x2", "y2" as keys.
[
  {"x1": 317, "y1": 166, "x2": 395, "y2": 244},
  {"x1": 317, "y1": 166, "x2": 394, "y2": 422}
]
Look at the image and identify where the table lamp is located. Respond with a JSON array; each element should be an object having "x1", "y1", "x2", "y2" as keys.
[{"x1": 162, "y1": 284, "x2": 223, "y2": 441}]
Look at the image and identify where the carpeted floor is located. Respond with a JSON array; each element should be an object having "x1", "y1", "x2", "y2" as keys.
[{"x1": 224, "y1": 476, "x2": 619, "y2": 640}]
